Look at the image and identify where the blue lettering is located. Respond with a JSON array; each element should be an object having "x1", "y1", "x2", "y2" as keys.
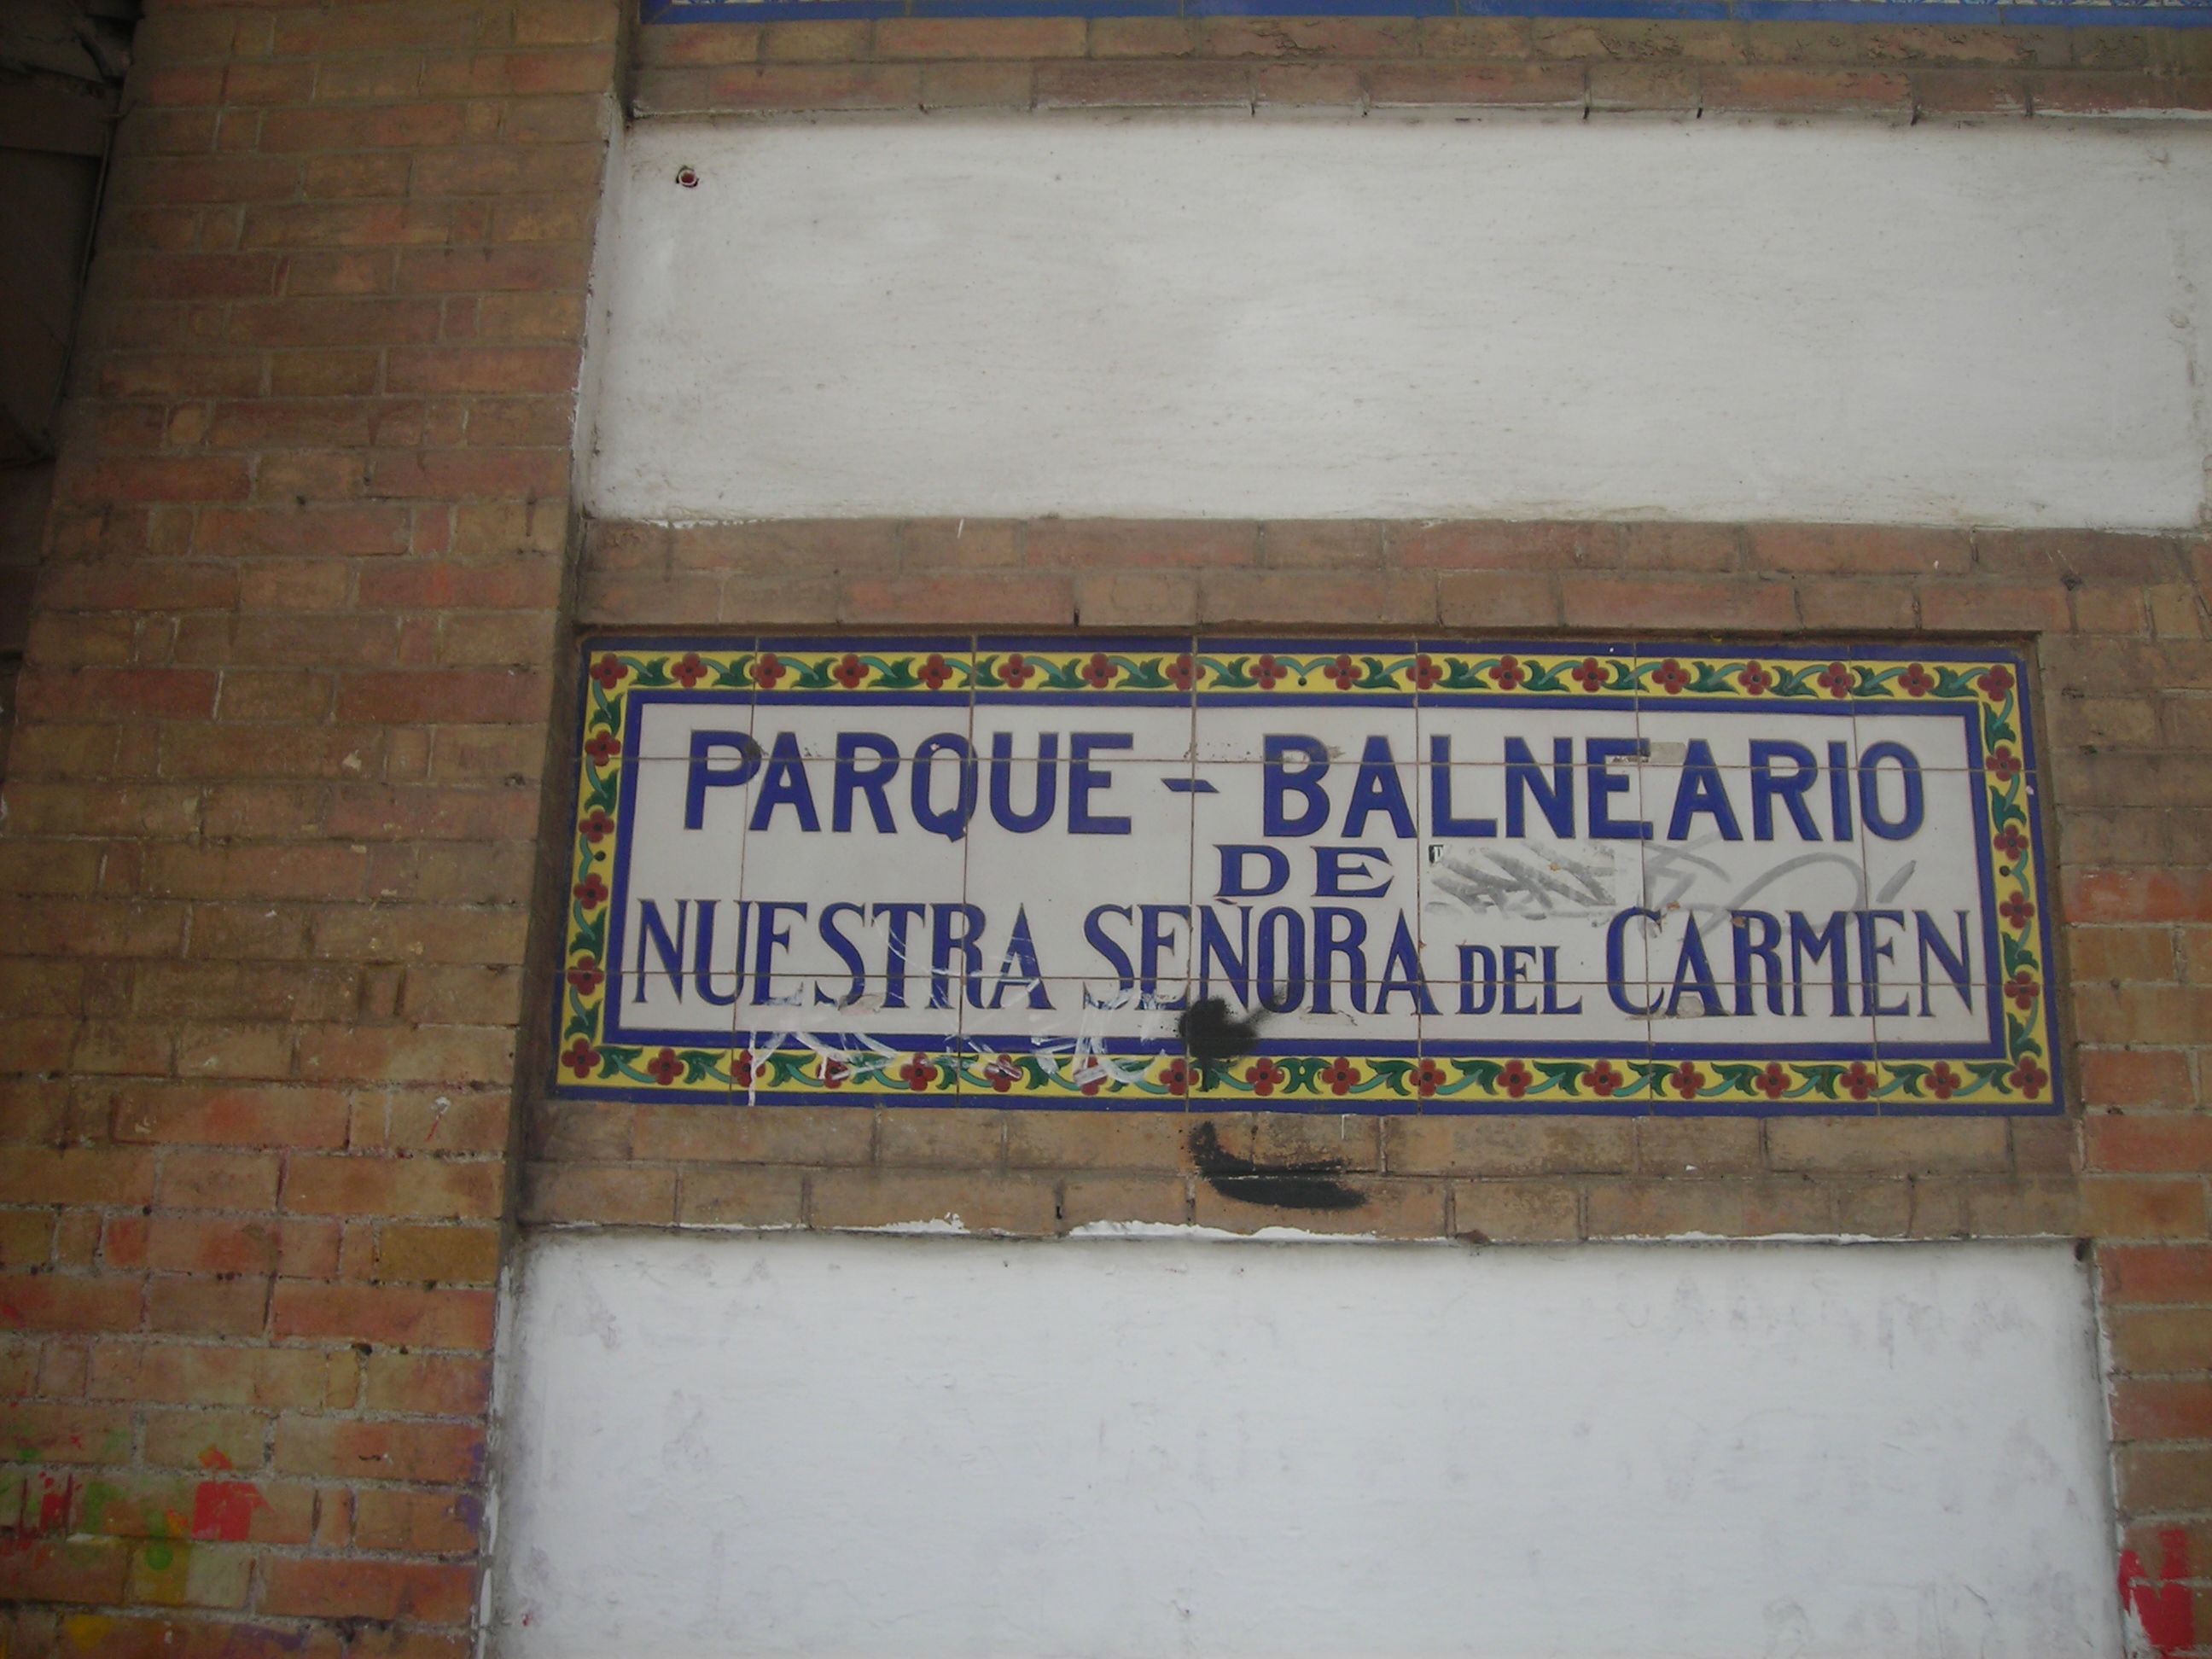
[
  {"x1": 1607, "y1": 907, "x2": 1661, "y2": 1016},
  {"x1": 1749, "y1": 741, "x2": 1821, "y2": 841},
  {"x1": 832, "y1": 733, "x2": 898, "y2": 833},
  {"x1": 1586, "y1": 737, "x2": 1650, "y2": 840},
  {"x1": 1084, "y1": 905, "x2": 1135, "y2": 997},
  {"x1": 684, "y1": 731, "x2": 759, "y2": 830},
  {"x1": 1217, "y1": 844, "x2": 1289, "y2": 899},
  {"x1": 1858, "y1": 742, "x2": 1924, "y2": 841},
  {"x1": 1342, "y1": 736, "x2": 1416, "y2": 839},
  {"x1": 817, "y1": 901, "x2": 865, "y2": 1006},
  {"x1": 1505, "y1": 737, "x2": 1575, "y2": 838},
  {"x1": 1069, "y1": 733, "x2": 1132, "y2": 835},
  {"x1": 911, "y1": 734, "x2": 976, "y2": 841},
  {"x1": 1264, "y1": 736, "x2": 1331, "y2": 837},
  {"x1": 1315, "y1": 846, "x2": 1394, "y2": 899},
  {"x1": 749, "y1": 732, "x2": 819, "y2": 833},
  {"x1": 987, "y1": 732, "x2": 1058, "y2": 834},
  {"x1": 1429, "y1": 736, "x2": 1498, "y2": 836},
  {"x1": 1664, "y1": 740, "x2": 1742, "y2": 841},
  {"x1": 1458, "y1": 944, "x2": 1497, "y2": 1015}
]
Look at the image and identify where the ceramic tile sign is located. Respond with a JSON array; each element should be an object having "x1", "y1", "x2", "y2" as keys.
[{"x1": 556, "y1": 639, "x2": 2057, "y2": 1115}]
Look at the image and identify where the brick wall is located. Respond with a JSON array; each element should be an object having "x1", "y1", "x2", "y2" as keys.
[
  {"x1": 633, "y1": 13, "x2": 2212, "y2": 118},
  {"x1": 0, "y1": 2, "x2": 619, "y2": 1652},
  {"x1": 3, "y1": 1, "x2": 2210, "y2": 1652},
  {"x1": 562, "y1": 512, "x2": 2212, "y2": 1639}
]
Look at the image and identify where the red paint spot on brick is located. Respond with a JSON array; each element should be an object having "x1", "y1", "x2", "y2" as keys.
[
  {"x1": 2120, "y1": 1528, "x2": 2194, "y2": 1658},
  {"x1": 192, "y1": 1480, "x2": 269, "y2": 1543},
  {"x1": 197, "y1": 1446, "x2": 234, "y2": 1471}
]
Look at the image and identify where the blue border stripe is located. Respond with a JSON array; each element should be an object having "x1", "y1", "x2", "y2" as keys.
[{"x1": 649, "y1": 0, "x2": 2212, "y2": 26}]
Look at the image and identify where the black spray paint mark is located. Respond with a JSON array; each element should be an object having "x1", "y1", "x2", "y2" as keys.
[
  {"x1": 1178, "y1": 996, "x2": 1265, "y2": 1090},
  {"x1": 1189, "y1": 1121, "x2": 1365, "y2": 1212}
]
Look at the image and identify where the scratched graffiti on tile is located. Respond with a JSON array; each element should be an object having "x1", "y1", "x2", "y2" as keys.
[{"x1": 554, "y1": 639, "x2": 2058, "y2": 1114}]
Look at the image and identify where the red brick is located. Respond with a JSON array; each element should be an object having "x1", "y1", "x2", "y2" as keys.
[
  {"x1": 877, "y1": 18, "x2": 1086, "y2": 57},
  {"x1": 282, "y1": 1156, "x2": 503, "y2": 1221},
  {"x1": 1034, "y1": 61, "x2": 1254, "y2": 107},
  {"x1": 271, "y1": 1284, "x2": 496, "y2": 1349},
  {"x1": 2104, "y1": 1247, "x2": 2212, "y2": 1307},
  {"x1": 0, "y1": 1274, "x2": 143, "y2": 1335},
  {"x1": 2067, "y1": 869, "x2": 2212, "y2": 925},
  {"x1": 1394, "y1": 521, "x2": 1594, "y2": 570},
  {"x1": 260, "y1": 1557, "x2": 474, "y2": 1624},
  {"x1": 2090, "y1": 1116, "x2": 2212, "y2": 1176},
  {"x1": 113, "y1": 1087, "x2": 352, "y2": 1150},
  {"x1": 1367, "y1": 61, "x2": 1584, "y2": 106},
  {"x1": 1027, "y1": 521, "x2": 1256, "y2": 569},
  {"x1": 274, "y1": 1417, "x2": 485, "y2": 1486},
  {"x1": 1702, "y1": 67, "x2": 1912, "y2": 110}
]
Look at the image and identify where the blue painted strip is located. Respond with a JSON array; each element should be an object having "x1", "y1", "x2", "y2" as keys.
[{"x1": 651, "y1": 0, "x2": 2212, "y2": 24}]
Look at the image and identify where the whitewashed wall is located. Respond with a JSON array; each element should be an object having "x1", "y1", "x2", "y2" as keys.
[
  {"x1": 491, "y1": 1231, "x2": 2118, "y2": 1659},
  {"x1": 588, "y1": 115, "x2": 2212, "y2": 528}
]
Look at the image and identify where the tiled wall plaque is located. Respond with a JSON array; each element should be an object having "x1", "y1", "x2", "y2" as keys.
[{"x1": 556, "y1": 639, "x2": 2057, "y2": 1115}]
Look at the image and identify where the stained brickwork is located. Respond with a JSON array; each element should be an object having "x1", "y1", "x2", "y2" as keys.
[
  {"x1": 633, "y1": 14, "x2": 2212, "y2": 117},
  {"x1": 2, "y1": 1, "x2": 2210, "y2": 1652},
  {"x1": 0, "y1": 2, "x2": 619, "y2": 1652}
]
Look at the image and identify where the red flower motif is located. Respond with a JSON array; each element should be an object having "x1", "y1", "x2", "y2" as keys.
[
  {"x1": 561, "y1": 1038, "x2": 599, "y2": 1079},
  {"x1": 1498, "y1": 1058, "x2": 1531, "y2": 1098},
  {"x1": 1737, "y1": 662, "x2": 1773, "y2": 696},
  {"x1": 573, "y1": 873, "x2": 607, "y2": 909},
  {"x1": 1977, "y1": 665, "x2": 2014, "y2": 701},
  {"x1": 1669, "y1": 1061, "x2": 1704, "y2": 1098},
  {"x1": 1251, "y1": 655, "x2": 1286, "y2": 690},
  {"x1": 1651, "y1": 658, "x2": 1691, "y2": 696},
  {"x1": 732, "y1": 1050, "x2": 754, "y2": 1088},
  {"x1": 1079, "y1": 1072, "x2": 1106, "y2": 1097},
  {"x1": 983, "y1": 1054, "x2": 1022, "y2": 1093},
  {"x1": 1581, "y1": 1060, "x2": 1624, "y2": 1097},
  {"x1": 998, "y1": 654, "x2": 1033, "y2": 690},
  {"x1": 672, "y1": 653, "x2": 707, "y2": 689},
  {"x1": 818, "y1": 1057, "x2": 850, "y2": 1089},
  {"x1": 1986, "y1": 745, "x2": 2022, "y2": 785},
  {"x1": 1993, "y1": 825, "x2": 2027, "y2": 864},
  {"x1": 1319, "y1": 654, "x2": 1362, "y2": 690},
  {"x1": 1410, "y1": 654, "x2": 1441, "y2": 691},
  {"x1": 898, "y1": 1054, "x2": 938, "y2": 1092},
  {"x1": 1243, "y1": 1058, "x2": 1287, "y2": 1097},
  {"x1": 646, "y1": 1047, "x2": 684, "y2": 1086},
  {"x1": 1999, "y1": 891, "x2": 2035, "y2": 929},
  {"x1": 1489, "y1": 655, "x2": 1525, "y2": 691},
  {"x1": 566, "y1": 956, "x2": 603, "y2": 997},
  {"x1": 1755, "y1": 1062, "x2": 1790, "y2": 1100},
  {"x1": 1410, "y1": 1058, "x2": 1447, "y2": 1097},
  {"x1": 1160, "y1": 1057, "x2": 1192, "y2": 1097},
  {"x1": 1167, "y1": 654, "x2": 1196, "y2": 692},
  {"x1": 1817, "y1": 661, "x2": 1856, "y2": 699},
  {"x1": 1927, "y1": 1062, "x2": 1960, "y2": 1101},
  {"x1": 2004, "y1": 972, "x2": 2040, "y2": 1011},
  {"x1": 583, "y1": 731, "x2": 621, "y2": 766},
  {"x1": 1319, "y1": 1057, "x2": 1359, "y2": 1096},
  {"x1": 1841, "y1": 1061, "x2": 1877, "y2": 1100},
  {"x1": 751, "y1": 653, "x2": 784, "y2": 690},
  {"x1": 1572, "y1": 657, "x2": 1611, "y2": 694},
  {"x1": 1080, "y1": 652, "x2": 1117, "y2": 690},
  {"x1": 919, "y1": 654, "x2": 953, "y2": 690},
  {"x1": 1899, "y1": 663, "x2": 1936, "y2": 698},
  {"x1": 590, "y1": 654, "x2": 628, "y2": 691},
  {"x1": 832, "y1": 653, "x2": 868, "y2": 690},
  {"x1": 579, "y1": 807, "x2": 614, "y2": 844},
  {"x1": 2010, "y1": 1057, "x2": 2049, "y2": 1097}
]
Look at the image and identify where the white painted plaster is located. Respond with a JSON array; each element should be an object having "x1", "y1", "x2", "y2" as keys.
[
  {"x1": 492, "y1": 1231, "x2": 2119, "y2": 1658},
  {"x1": 588, "y1": 115, "x2": 2212, "y2": 527}
]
